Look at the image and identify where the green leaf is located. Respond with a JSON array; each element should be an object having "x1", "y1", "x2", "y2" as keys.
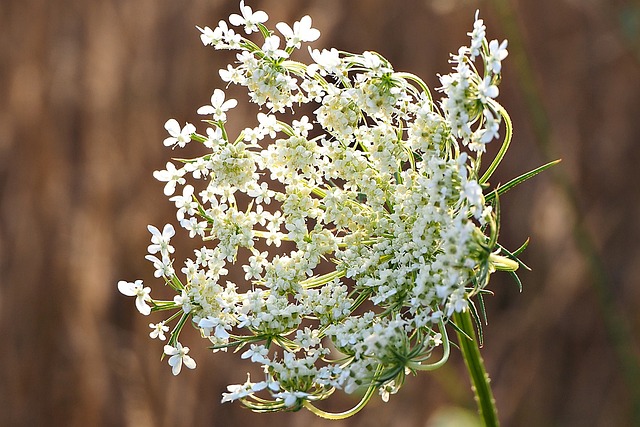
[
  {"x1": 512, "y1": 238, "x2": 530, "y2": 256},
  {"x1": 449, "y1": 316, "x2": 473, "y2": 342},
  {"x1": 496, "y1": 242, "x2": 531, "y2": 271},
  {"x1": 469, "y1": 301, "x2": 485, "y2": 346},
  {"x1": 485, "y1": 159, "x2": 561, "y2": 203},
  {"x1": 508, "y1": 270, "x2": 524, "y2": 293}
]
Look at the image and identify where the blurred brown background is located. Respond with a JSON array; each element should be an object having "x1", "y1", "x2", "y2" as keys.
[{"x1": 2, "y1": 0, "x2": 640, "y2": 426}]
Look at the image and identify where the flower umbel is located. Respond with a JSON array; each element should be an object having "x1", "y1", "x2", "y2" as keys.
[{"x1": 118, "y1": 2, "x2": 546, "y2": 422}]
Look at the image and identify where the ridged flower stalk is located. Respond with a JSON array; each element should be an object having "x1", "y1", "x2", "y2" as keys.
[{"x1": 453, "y1": 309, "x2": 499, "y2": 426}]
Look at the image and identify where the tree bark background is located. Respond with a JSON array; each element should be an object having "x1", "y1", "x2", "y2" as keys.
[{"x1": 1, "y1": 0, "x2": 639, "y2": 426}]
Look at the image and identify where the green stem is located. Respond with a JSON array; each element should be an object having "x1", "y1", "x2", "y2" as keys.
[
  {"x1": 303, "y1": 383, "x2": 376, "y2": 420},
  {"x1": 479, "y1": 103, "x2": 512, "y2": 185},
  {"x1": 452, "y1": 309, "x2": 499, "y2": 427},
  {"x1": 303, "y1": 364, "x2": 383, "y2": 420}
]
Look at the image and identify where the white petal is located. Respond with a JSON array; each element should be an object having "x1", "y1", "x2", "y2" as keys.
[
  {"x1": 252, "y1": 381, "x2": 267, "y2": 392},
  {"x1": 183, "y1": 356, "x2": 197, "y2": 370},
  {"x1": 252, "y1": 10, "x2": 268, "y2": 23},
  {"x1": 162, "y1": 223, "x2": 175, "y2": 239},
  {"x1": 163, "y1": 181, "x2": 176, "y2": 196},
  {"x1": 276, "y1": 22, "x2": 293, "y2": 38},
  {"x1": 197, "y1": 105, "x2": 215, "y2": 115},
  {"x1": 171, "y1": 359, "x2": 182, "y2": 375},
  {"x1": 299, "y1": 15, "x2": 312, "y2": 29},
  {"x1": 228, "y1": 14, "x2": 244, "y2": 27},
  {"x1": 164, "y1": 345, "x2": 178, "y2": 355},
  {"x1": 135, "y1": 296, "x2": 152, "y2": 316},
  {"x1": 268, "y1": 381, "x2": 280, "y2": 391},
  {"x1": 221, "y1": 99, "x2": 238, "y2": 110},
  {"x1": 300, "y1": 16, "x2": 320, "y2": 41},
  {"x1": 164, "y1": 119, "x2": 180, "y2": 136},
  {"x1": 284, "y1": 393, "x2": 297, "y2": 407},
  {"x1": 183, "y1": 123, "x2": 196, "y2": 135},
  {"x1": 147, "y1": 224, "x2": 161, "y2": 237},
  {"x1": 198, "y1": 316, "x2": 215, "y2": 328},
  {"x1": 215, "y1": 325, "x2": 230, "y2": 340},
  {"x1": 117, "y1": 281, "x2": 136, "y2": 296},
  {"x1": 306, "y1": 28, "x2": 320, "y2": 42},
  {"x1": 211, "y1": 89, "x2": 225, "y2": 107}
]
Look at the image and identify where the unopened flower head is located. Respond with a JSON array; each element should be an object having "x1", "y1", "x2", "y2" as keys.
[{"x1": 119, "y1": 2, "x2": 524, "y2": 418}]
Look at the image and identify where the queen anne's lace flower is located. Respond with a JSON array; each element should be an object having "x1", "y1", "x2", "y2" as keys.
[
  {"x1": 153, "y1": 162, "x2": 186, "y2": 196},
  {"x1": 229, "y1": 0, "x2": 268, "y2": 34},
  {"x1": 276, "y1": 15, "x2": 320, "y2": 48},
  {"x1": 197, "y1": 88, "x2": 238, "y2": 121},
  {"x1": 163, "y1": 119, "x2": 196, "y2": 148},
  {"x1": 487, "y1": 39, "x2": 509, "y2": 74},
  {"x1": 118, "y1": 280, "x2": 152, "y2": 315},
  {"x1": 147, "y1": 224, "x2": 175, "y2": 256},
  {"x1": 164, "y1": 342, "x2": 197, "y2": 375},
  {"x1": 120, "y1": 2, "x2": 524, "y2": 418},
  {"x1": 149, "y1": 322, "x2": 169, "y2": 340}
]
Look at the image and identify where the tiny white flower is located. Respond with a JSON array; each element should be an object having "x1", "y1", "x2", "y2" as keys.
[
  {"x1": 307, "y1": 47, "x2": 341, "y2": 76},
  {"x1": 261, "y1": 35, "x2": 288, "y2": 59},
  {"x1": 219, "y1": 64, "x2": 245, "y2": 85},
  {"x1": 173, "y1": 290, "x2": 192, "y2": 314},
  {"x1": 487, "y1": 39, "x2": 508, "y2": 74},
  {"x1": 276, "y1": 15, "x2": 320, "y2": 48},
  {"x1": 205, "y1": 126, "x2": 225, "y2": 148},
  {"x1": 229, "y1": 0, "x2": 268, "y2": 34},
  {"x1": 480, "y1": 109, "x2": 501, "y2": 144},
  {"x1": 118, "y1": 280, "x2": 152, "y2": 315},
  {"x1": 477, "y1": 76, "x2": 499, "y2": 104},
  {"x1": 446, "y1": 288, "x2": 469, "y2": 316},
  {"x1": 379, "y1": 381, "x2": 396, "y2": 403},
  {"x1": 198, "y1": 21, "x2": 235, "y2": 47},
  {"x1": 292, "y1": 116, "x2": 313, "y2": 137},
  {"x1": 241, "y1": 344, "x2": 269, "y2": 363},
  {"x1": 198, "y1": 316, "x2": 231, "y2": 340},
  {"x1": 147, "y1": 224, "x2": 175, "y2": 256},
  {"x1": 257, "y1": 112, "x2": 280, "y2": 138},
  {"x1": 149, "y1": 322, "x2": 169, "y2": 340},
  {"x1": 169, "y1": 185, "x2": 197, "y2": 221},
  {"x1": 153, "y1": 162, "x2": 186, "y2": 196},
  {"x1": 197, "y1": 25, "x2": 217, "y2": 46},
  {"x1": 221, "y1": 374, "x2": 258, "y2": 403},
  {"x1": 264, "y1": 230, "x2": 283, "y2": 247},
  {"x1": 197, "y1": 89, "x2": 238, "y2": 122},
  {"x1": 273, "y1": 390, "x2": 309, "y2": 407},
  {"x1": 247, "y1": 182, "x2": 274, "y2": 205},
  {"x1": 164, "y1": 342, "x2": 196, "y2": 375},
  {"x1": 163, "y1": 119, "x2": 196, "y2": 148},
  {"x1": 180, "y1": 217, "x2": 207, "y2": 238},
  {"x1": 145, "y1": 254, "x2": 174, "y2": 278},
  {"x1": 468, "y1": 11, "x2": 486, "y2": 58}
]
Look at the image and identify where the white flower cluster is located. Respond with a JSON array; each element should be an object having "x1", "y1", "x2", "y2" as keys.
[{"x1": 119, "y1": 1, "x2": 519, "y2": 417}]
